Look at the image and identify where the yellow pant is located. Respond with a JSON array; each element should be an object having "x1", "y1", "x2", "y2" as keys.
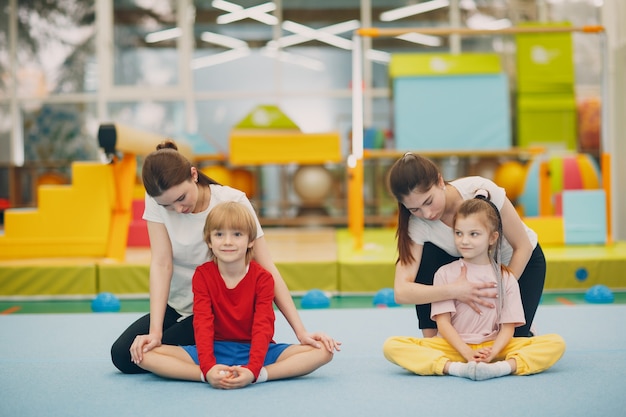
[{"x1": 383, "y1": 334, "x2": 566, "y2": 376}]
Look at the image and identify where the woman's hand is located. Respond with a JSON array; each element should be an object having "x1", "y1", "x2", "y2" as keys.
[
  {"x1": 129, "y1": 333, "x2": 162, "y2": 364},
  {"x1": 298, "y1": 331, "x2": 342, "y2": 352},
  {"x1": 453, "y1": 263, "x2": 498, "y2": 313}
]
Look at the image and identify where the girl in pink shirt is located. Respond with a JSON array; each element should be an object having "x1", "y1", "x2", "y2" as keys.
[{"x1": 384, "y1": 194, "x2": 565, "y2": 380}]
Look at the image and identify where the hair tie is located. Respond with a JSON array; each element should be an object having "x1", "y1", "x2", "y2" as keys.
[{"x1": 474, "y1": 189, "x2": 489, "y2": 200}]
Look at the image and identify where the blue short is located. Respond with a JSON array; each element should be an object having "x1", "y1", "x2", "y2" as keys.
[{"x1": 182, "y1": 341, "x2": 291, "y2": 367}]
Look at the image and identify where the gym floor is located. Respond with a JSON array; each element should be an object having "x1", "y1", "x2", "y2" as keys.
[{"x1": 1, "y1": 291, "x2": 624, "y2": 315}]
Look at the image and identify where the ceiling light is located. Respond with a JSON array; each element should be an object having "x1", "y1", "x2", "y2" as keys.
[
  {"x1": 466, "y1": 14, "x2": 512, "y2": 30},
  {"x1": 212, "y1": 0, "x2": 278, "y2": 25},
  {"x1": 200, "y1": 32, "x2": 248, "y2": 49},
  {"x1": 271, "y1": 20, "x2": 360, "y2": 49},
  {"x1": 366, "y1": 49, "x2": 391, "y2": 64},
  {"x1": 396, "y1": 32, "x2": 443, "y2": 47},
  {"x1": 279, "y1": 20, "x2": 354, "y2": 50},
  {"x1": 380, "y1": 0, "x2": 450, "y2": 22},
  {"x1": 145, "y1": 27, "x2": 182, "y2": 43},
  {"x1": 191, "y1": 47, "x2": 250, "y2": 69},
  {"x1": 261, "y1": 47, "x2": 325, "y2": 71}
]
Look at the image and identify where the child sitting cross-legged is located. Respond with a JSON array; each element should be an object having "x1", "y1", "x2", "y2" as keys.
[
  {"x1": 138, "y1": 201, "x2": 334, "y2": 389},
  {"x1": 383, "y1": 192, "x2": 566, "y2": 380}
]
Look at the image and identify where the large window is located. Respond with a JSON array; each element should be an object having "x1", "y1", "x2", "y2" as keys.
[{"x1": 0, "y1": 0, "x2": 606, "y2": 208}]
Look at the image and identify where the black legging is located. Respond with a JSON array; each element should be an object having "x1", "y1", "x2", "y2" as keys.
[
  {"x1": 110, "y1": 305, "x2": 195, "y2": 374},
  {"x1": 414, "y1": 242, "x2": 546, "y2": 337}
]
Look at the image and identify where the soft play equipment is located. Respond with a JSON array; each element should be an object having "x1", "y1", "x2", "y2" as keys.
[
  {"x1": 493, "y1": 160, "x2": 528, "y2": 202},
  {"x1": 0, "y1": 161, "x2": 118, "y2": 259},
  {"x1": 584, "y1": 284, "x2": 614, "y2": 304},
  {"x1": 373, "y1": 287, "x2": 400, "y2": 308},
  {"x1": 127, "y1": 196, "x2": 150, "y2": 247},
  {"x1": 516, "y1": 23, "x2": 577, "y2": 150},
  {"x1": 517, "y1": 153, "x2": 601, "y2": 217},
  {"x1": 390, "y1": 53, "x2": 510, "y2": 151},
  {"x1": 577, "y1": 96, "x2": 601, "y2": 152},
  {"x1": 229, "y1": 104, "x2": 341, "y2": 219},
  {"x1": 91, "y1": 291, "x2": 122, "y2": 312},
  {"x1": 562, "y1": 189, "x2": 607, "y2": 245},
  {"x1": 229, "y1": 104, "x2": 341, "y2": 166},
  {"x1": 0, "y1": 123, "x2": 185, "y2": 261},
  {"x1": 300, "y1": 289, "x2": 331, "y2": 309},
  {"x1": 200, "y1": 165, "x2": 256, "y2": 198},
  {"x1": 293, "y1": 165, "x2": 334, "y2": 207}
]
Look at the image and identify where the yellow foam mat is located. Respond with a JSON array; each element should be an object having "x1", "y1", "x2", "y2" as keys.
[
  {"x1": 542, "y1": 242, "x2": 626, "y2": 290},
  {"x1": 265, "y1": 228, "x2": 338, "y2": 292},
  {"x1": 97, "y1": 248, "x2": 150, "y2": 295},
  {"x1": 229, "y1": 129, "x2": 341, "y2": 165},
  {"x1": 0, "y1": 258, "x2": 97, "y2": 298},
  {"x1": 336, "y1": 228, "x2": 396, "y2": 293},
  {"x1": 98, "y1": 229, "x2": 340, "y2": 295},
  {"x1": 0, "y1": 230, "x2": 624, "y2": 298}
]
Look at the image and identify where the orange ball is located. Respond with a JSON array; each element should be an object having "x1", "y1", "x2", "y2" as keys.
[
  {"x1": 494, "y1": 161, "x2": 527, "y2": 201},
  {"x1": 201, "y1": 165, "x2": 231, "y2": 185},
  {"x1": 230, "y1": 169, "x2": 256, "y2": 198}
]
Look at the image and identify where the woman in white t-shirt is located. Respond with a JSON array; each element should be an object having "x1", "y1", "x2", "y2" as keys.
[
  {"x1": 387, "y1": 152, "x2": 546, "y2": 338},
  {"x1": 383, "y1": 196, "x2": 564, "y2": 380},
  {"x1": 111, "y1": 140, "x2": 340, "y2": 374}
]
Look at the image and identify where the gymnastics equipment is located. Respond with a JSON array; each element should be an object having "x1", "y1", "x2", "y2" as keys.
[
  {"x1": 200, "y1": 165, "x2": 256, "y2": 198},
  {"x1": 91, "y1": 291, "x2": 121, "y2": 312},
  {"x1": 518, "y1": 153, "x2": 601, "y2": 217},
  {"x1": 293, "y1": 165, "x2": 334, "y2": 207},
  {"x1": 577, "y1": 96, "x2": 601, "y2": 152},
  {"x1": 493, "y1": 160, "x2": 527, "y2": 201},
  {"x1": 350, "y1": 24, "x2": 609, "y2": 250},
  {"x1": 517, "y1": 153, "x2": 605, "y2": 245},
  {"x1": 391, "y1": 53, "x2": 510, "y2": 152},
  {"x1": 0, "y1": 123, "x2": 183, "y2": 261},
  {"x1": 127, "y1": 197, "x2": 150, "y2": 247},
  {"x1": 229, "y1": 104, "x2": 341, "y2": 166},
  {"x1": 575, "y1": 267, "x2": 588, "y2": 282},
  {"x1": 228, "y1": 104, "x2": 341, "y2": 221},
  {"x1": 372, "y1": 287, "x2": 400, "y2": 308},
  {"x1": 98, "y1": 124, "x2": 193, "y2": 256},
  {"x1": 516, "y1": 23, "x2": 577, "y2": 151},
  {"x1": 0, "y1": 161, "x2": 117, "y2": 259},
  {"x1": 229, "y1": 130, "x2": 341, "y2": 166},
  {"x1": 584, "y1": 284, "x2": 614, "y2": 304},
  {"x1": 562, "y1": 190, "x2": 606, "y2": 245},
  {"x1": 301, "y1": 289, "x2": 331, "y2": 309}
]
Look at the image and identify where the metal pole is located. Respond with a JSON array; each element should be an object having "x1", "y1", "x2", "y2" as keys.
[{"x1": 348, "y1": 34, "x2": 364, "y2": 250}]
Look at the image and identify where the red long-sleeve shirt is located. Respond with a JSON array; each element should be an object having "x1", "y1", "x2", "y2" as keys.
[{"x1": 192, "y1": 260, "x2": 275, "y2": 380}]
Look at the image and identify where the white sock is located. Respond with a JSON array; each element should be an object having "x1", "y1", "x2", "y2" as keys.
[
  {"x1": 448, "y1": 361, "x2": 477, "y2": 380},
  {"x1": 474, "y1": 361, "x2": 512, "y2": 381},
  {"x1": 255, "y1": 367, "x2": 268, "y2": 383}
]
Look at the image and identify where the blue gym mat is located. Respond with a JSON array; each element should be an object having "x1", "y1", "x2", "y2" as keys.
[{"x1": 1, "y1": 306, "x2": 625, "y2": 417}]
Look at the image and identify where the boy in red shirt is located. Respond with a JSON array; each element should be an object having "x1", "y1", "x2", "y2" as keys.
[{"x1": 138, "y1": 201, "x2": 334, "y2": 388}]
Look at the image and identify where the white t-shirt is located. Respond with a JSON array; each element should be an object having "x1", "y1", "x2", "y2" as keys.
[
  {"x1": 143, "y1": 184, "x2": 264, "y2": 318},
  {"x1": 407, "y1": 176, "x2": 538, "y2": 265},
  {"x1": 431, "y1": 260, "x2": 525, "y2": 344}
]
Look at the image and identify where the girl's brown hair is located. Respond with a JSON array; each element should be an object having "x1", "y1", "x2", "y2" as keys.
[
  {"x1": 387, "y1": 153, "x2": 442, "y2": 265},
  {"x1": 141, "y1": 140, "x2": 219, "y2": 197},
  {"x1": 203, "y1": 201, "x2": 257, "y2": 264},
  {"x1": 454, "y1": 195, "x2": 511, "y2": 316}
]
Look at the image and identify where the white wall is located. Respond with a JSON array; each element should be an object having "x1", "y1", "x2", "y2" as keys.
[{"x1": 602, "y1": 0, "x2": 626, "y2": 241}]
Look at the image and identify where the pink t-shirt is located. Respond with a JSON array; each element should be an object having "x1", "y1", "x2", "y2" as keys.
[{"x1": 431, "y1": 260, "x2": 525, "y2": 344}]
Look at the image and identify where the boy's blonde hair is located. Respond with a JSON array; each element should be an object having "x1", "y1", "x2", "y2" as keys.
[{"x1": 203, "y1": 202, "x2": 257, "y2": 264}]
